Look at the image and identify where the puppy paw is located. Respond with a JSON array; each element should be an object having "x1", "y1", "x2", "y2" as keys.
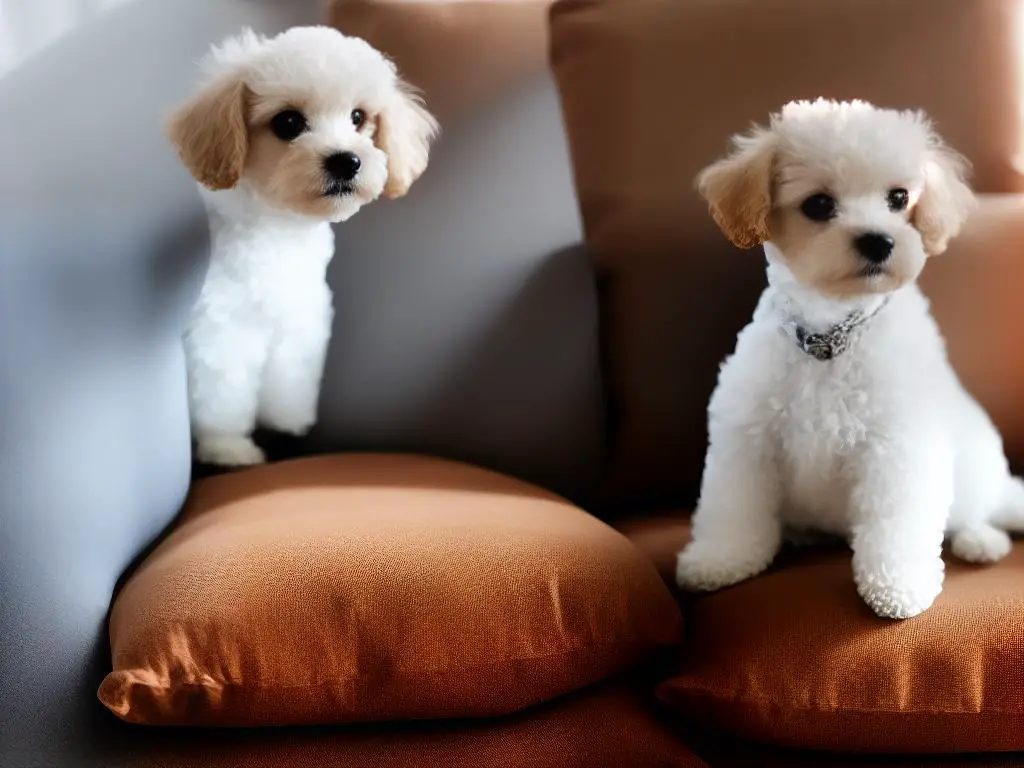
[
  {"x1": 675, "y1": 542, "x2": 774, "y2": 592},
  {"x1": 854, "y1": 558, "x2": 944, "y2": 619},
  {"x1": 950, "y1": 525, "x2": 1012, "y2": 564},
  {"x1": 197, "y1": 435, "x2": 266, "y2": 467}
]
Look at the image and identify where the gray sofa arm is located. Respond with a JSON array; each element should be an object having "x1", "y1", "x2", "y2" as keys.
[{"x1": 0, "y1": 0, "x2": 321, "y2": 764}]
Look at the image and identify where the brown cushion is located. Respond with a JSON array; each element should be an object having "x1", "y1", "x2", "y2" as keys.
[
  {"x1": 693, "y1": 743, "x2": 1020, "y2": 768},
  {"x1": 98, "y1": 454, "x2": 682, "y2": 726},
  {"x1": 329, "y1": 0, "x2": 552, "y2": 124},
  {"x1": 109, "y1": 678, "x2": 706, "y2": 768},
  {"x1": 657, "y1": 539, "x2": 1024, "y2": 753},
  {"x1": 549, "y1": 0, "x2": 1024, "y2": 512}
]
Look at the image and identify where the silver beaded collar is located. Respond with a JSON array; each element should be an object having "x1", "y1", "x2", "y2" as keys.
[{"x1": 780, "y1": 296, "x2": 891, "y2": 362}]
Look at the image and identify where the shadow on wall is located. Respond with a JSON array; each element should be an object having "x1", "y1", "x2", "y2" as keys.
[{"x1": 312, "y1": 242, "x2": 606, "y2": 507}]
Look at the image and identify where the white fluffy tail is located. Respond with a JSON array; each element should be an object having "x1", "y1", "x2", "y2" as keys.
[{"x1": 992, "y1": 475, "x2": 1024, "y2": 532}]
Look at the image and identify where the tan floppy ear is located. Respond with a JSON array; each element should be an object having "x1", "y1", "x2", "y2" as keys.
[
  {"x1": 912, "y1": 140, "x2": 976, "y2": 256},
  {"x1": 375, "y1": 79, "x2": 440, "y2": 200},
  {"x1": 166, "y1": 74, "x2": 250, "y2": 191},
  {"x1": 695, "y1": 127, "x2": 777, "y2": 249}
]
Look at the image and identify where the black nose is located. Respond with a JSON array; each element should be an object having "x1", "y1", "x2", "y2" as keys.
[
  {"x1": 324, "y1": 152, "x2": 361, "y2": 182},
  {"x1": 854, "y1": 232, "x2": 895, "y2": 264}
]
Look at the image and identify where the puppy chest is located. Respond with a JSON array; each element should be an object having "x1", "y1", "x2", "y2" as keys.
[
  {"x1": 214, "y1": 227, "x2": 334, "y2": 320},
  {"x1": 771, "y1": 362, "x2": 875, "y2": 524}
]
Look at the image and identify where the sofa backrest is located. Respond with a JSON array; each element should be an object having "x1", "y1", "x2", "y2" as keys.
[
  {"x1": 550, "y1": 0, "x2": 1024, "y2": 512},
  {"x1": 331, "y1": 0, "x2": 552, "y2": 125}
]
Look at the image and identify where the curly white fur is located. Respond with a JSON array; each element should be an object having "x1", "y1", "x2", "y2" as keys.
[
  {"x1": 166, "y1": 26, "x2": 438, "y2": 467},
  {"x1": 676, "y1": 99, "x2": 1024, "y2": 619}
]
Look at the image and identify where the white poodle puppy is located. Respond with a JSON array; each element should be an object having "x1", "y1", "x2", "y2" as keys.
[
  {"x1": 167, "y1": 26, "x2": 438, "y2": 467},
  {"x1": 676, "y1": 99, "x2": 1024, "y2": 619}
]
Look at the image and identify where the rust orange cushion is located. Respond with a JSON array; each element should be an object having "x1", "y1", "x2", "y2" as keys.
[
  {"x1": 98, "y1": 454, "x2": 683, "y2": 726},
  {"x1": 656, "y1": 539, "x2": 1024, "y2": 753},
  {"x1": 120, "y1": 678, "x2": 707, "y2": 767}
]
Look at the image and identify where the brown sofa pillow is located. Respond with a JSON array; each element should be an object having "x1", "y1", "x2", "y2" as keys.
[
  {"x1": 657, "y1": 536, "x2": 1024, "y2": 753},
  {"x1": 98, "y1": 454, "x2": 682, "y2": 726},
  {"x1": 549, "y1": 0, "x2": 1024, "y2": 512},
  {"x1": 119, "y1": 678, "x2": 708, "y2": 768},
  {"x1": 329, "y1": 0, "x2": 552, "y2": 124}
]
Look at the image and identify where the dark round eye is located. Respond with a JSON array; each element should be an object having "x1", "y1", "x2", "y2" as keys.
[
  {"x1": 351, "y1": 109, "x2": 366, "y2": 128},
  {"x1": 800, "y1": 193, "x2": 838, "y2": 222},
  {"x1": 887, "y1": 187, "x2": 909, "y2": 212},
  {"x1": 269, "y1": 109, "x2": 308, "y2": 142}
]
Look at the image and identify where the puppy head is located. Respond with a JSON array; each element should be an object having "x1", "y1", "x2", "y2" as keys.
[
  {"x1": 167, "y1": 26, "x2": 439, "y2": 222},
  {"x1": 696, "y1": 98, "x2": 976, "y2": 298}
]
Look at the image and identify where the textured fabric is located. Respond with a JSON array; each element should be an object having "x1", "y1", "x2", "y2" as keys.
[
  {"x1": 549, "y1": 0, "x2": 1024, "y2": 511},
  {"x1": 695, "y1": 749, "x2": 1024, "y2": 768},
  {"x1": 99, "y1": 454, "x2": 683, "y2": 726},
  {"x1": 657, "y1": 535, "x2": 1024, "y2": 753},
  {"x1": 688, "y1": 733, "x2": 1024, "y2": 768},
  {"x1": 329, "y1": 0, "x2": 552, "y2": 124},
  {"x1": 115, "y1": 679, "x2": 706, "y2": 768}
]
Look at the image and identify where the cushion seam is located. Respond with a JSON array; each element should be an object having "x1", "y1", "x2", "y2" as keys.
[{"x1": 110, "y1": 637, "x2": 676, "y2": 693}]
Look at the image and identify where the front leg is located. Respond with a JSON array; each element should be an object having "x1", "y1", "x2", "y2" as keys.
[
  {"x1": 676, "y1": 431, "x2": 783, "y2": 592},
  {"x1": 849, "y1": 434, "x2": 952, "y2": 619},
  {"x1": 258, "y1": 297, "x2": 334, "y2": 437},
  {"x1": 186, "y1": 318, "x2": 269, "y2": 468}
]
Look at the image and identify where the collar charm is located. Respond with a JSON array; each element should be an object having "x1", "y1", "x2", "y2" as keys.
[{"x1": 782, "y1": 296, "x2": 891, "y2": 362}]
